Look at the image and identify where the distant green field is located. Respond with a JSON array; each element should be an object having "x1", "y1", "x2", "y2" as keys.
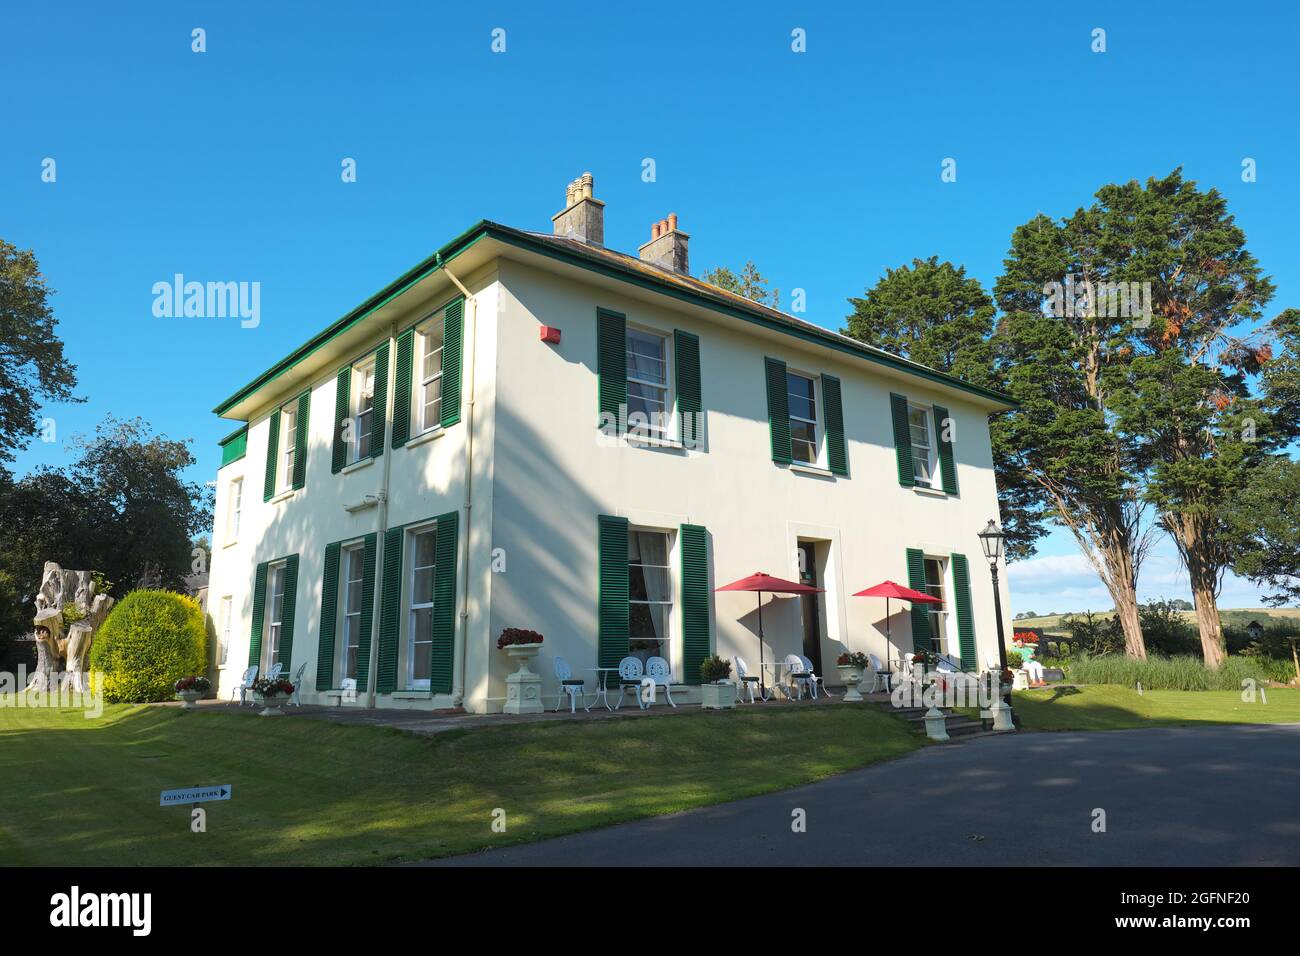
[{"x1": 1012, "y1": 607, "x2": 1300, "y2": 636}]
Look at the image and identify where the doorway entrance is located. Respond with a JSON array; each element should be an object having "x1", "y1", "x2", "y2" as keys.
[{"x1": 797, "y1": 541, "x2": 823, "y2": 673}]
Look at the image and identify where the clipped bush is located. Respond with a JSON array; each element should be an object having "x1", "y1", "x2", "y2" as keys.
[
  {"x1": 90, "y1": 590, "x2": 207, "y2": 703},
  {"x1": 1063, "y1": 652, "x2": 1293, "y2": 691}
]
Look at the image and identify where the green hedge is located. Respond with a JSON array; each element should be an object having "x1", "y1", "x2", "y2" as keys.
[
  {"x1": 89, "y1": 590, "x2": 207, "y2": 703},
  {"x1": 1064, "y1": 652, "x2": 1294, "y2": 691}
]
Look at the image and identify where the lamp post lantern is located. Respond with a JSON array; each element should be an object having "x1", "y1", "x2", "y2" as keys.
[{"x1": 978, "y1": 519, "x2": 1015, "y2": 731}]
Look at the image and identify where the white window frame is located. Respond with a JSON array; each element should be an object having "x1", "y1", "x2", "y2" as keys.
[
  {"x1": 787, "y1": 370, "x2": 823, "y2": 466},
  {"x1": 909, "y1": 402, "x2": 936, "y2": 487},
  {"x1": 628, "y1": 528, "x2": 675, "y2": 672},
  {"x1": 414, "y1": 315, "x2": 445, "y2": 437},
  {"x1": 226, "y1": 478, "x2": 242, "y2": 543},
  {"x1": 265, "y1": 560, "x2": 287, "y2": 670},
  {"x1": 351, "y1": 359, "x2": 376, "y2": 463},
  {"x1": 405, "y1": 523, "x2": 437, "y2": 691},
  {"x1": 338, "y1": 542, "x2": 365, "y2": 683},
  {"x1": 278, "y1": 403, "x2": 298, "y2": 493},
  {"x1": 625, "y1": 326, "x2": 673, "y2": 438},
  {"x1": 218, "y1": 595, "x2": 232, "y2": 666},
  {"x1": 922, "y1": 556, "x2": 949, "y2": 656}
]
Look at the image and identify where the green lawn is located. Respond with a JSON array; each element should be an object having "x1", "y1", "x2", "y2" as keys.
[
  {"x1": 0, "y1": 701, "x2": 922, "y2": 866},
  {"x1": 1007, "y1": 684, "x2": 1300, "y2": 731}
]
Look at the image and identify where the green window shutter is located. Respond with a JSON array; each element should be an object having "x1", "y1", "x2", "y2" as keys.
[
  {"x1": 431, "y1": 510, "x2": 459, "y2": 694},
  {"x1": 355, "y1": 533, "x2": 378, "y2": 690},
  {"x1": 674, "y1": 330, "x2": 701, "y2": 448},
  {"x1": 934, "y1": 404, "x2": 958, "y2": 495},
  {"x1": 331, "y1": 367, "x2": 350, "y2": 474},
  {"x1": 375, "y1": 527, "x2": 403, "y2": 694},
  {"x1": 822, "y1": 373, "x2": 847, "y2": 475},
  {"x1": 248, "y1": 561, "x2": 269, "y2": 668},
  {"x1": 220, "y1": 427, "x2": 247, "y2": 467},
  {"x1": 951, "y1": 553, "x2": 977, "y2": 671},
  {"x1": 764, "y1": 357, "x2": 791, "y2": 463},
  {"x1": 316, "y1": 542, "x2": 341, "y2": 691},
  {"x1": 679, "y1": 524, "x2": 710, "y2": 684},
  {"x1": 905, "y1": 548, "x2": 930, "y2": 653},
  {"x1": 889, "y1": 393, "x2": 916, "y2": 488},
  {"x1": 391, "y1": 329, "x2": 414, "y2": 448},
  {"x1": 371, "y1": 342, "x2": 389, "y2": 456},
  {"x1": 292, "y1": 393, "x2": 309, "y2": 490},
  {"x1": 278, "y1": 553, "x2": 300, "y2": 667},
  {"x1": 441, "y1": 298, "x2": 464, "y2": 428},
  {"x1": 597, "y1": 514, "x2": 630, "y2": 669},
  {"x1": 597, "y1": 308, "x2": 627, "y2": 430},
  {"x1": 263, "y1": 409, "x2": 280, "y2": 501}
]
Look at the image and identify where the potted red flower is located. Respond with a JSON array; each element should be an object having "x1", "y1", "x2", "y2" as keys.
[
  {"x1": 836, "y1": 651, "x2": 870, "y2": 702},
  {"x1": 498, "y1": 628, "x2": 545, "y2": 716},
  {"x1": 174, "y1": 675, "x2": 211, "y2": 710},
  {"x1": 251, "y1": 676, "x2": 295, "y2": 716}
]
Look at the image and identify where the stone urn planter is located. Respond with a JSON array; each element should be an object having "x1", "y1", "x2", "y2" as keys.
[
  {"x1": 173, "y1": 677, "x2": 210, "y2": 711},
  {"x1": 176, "y1": 690, "x2": 203, "y2": 711},
  {"x1": 701, "y1": 680, "x2": 736, "y2": 710},
  {"x1": 253, "y1": 691, "x2": 286, "y2": 716},
  {"x1": 499, "y1": 629, "x2": 546, "y2": 716},
  {"x1": 837, "y1": 665, "x2": 866, "y2": 702}
]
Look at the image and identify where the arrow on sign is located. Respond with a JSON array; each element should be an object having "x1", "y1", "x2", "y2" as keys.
[{"x1": 160, "y1": 785, "x2": 232, "y2": 806}]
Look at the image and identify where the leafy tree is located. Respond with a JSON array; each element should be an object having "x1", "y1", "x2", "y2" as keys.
[
  {"x1": 0, "y1": 240, "x2": 80, "y2": 468},
  {"x1": 0, "y1": 416, "x2": 213, "y2": 643},
  {"x1": 1099, "y1": 171, "x2": 1298, "y2": 667},
  {"x1": 701, "y1": 261, "x2": 779, "y2": 309},
  {"x1": 843, "y1": 256, "x2": 995, "y2": 385},
  {"x1": 1221, "y1": 455, "x2": 1300, "y2": 607},
  {"x1": 992, "y1": 211, "x2": 1156, "y2": 659}
]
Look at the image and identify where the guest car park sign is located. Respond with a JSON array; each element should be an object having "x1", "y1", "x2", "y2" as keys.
[{"x1": 159, "y1": 785, "x2": 231, "y2": 806}]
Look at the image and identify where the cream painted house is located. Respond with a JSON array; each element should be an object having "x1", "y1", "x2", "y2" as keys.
[{"x1": 207, "y1": 174, "x2": 1017, "y2": 713}]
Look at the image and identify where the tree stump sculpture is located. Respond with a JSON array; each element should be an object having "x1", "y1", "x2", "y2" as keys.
[{"x1": 26, "y1": 562, "x2": 114, "y2": 692}]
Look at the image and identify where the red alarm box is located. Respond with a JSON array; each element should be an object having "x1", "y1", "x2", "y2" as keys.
[{"x1": 539, "y1": 325, "x2": 561, "y2": 344}]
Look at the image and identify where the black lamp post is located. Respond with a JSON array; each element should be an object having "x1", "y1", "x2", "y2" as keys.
[{"x1": 978, "y1": 520, "x2": 1011, "y2": 715}]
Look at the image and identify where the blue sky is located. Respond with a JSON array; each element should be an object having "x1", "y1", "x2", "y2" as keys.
[{"x1": 3, "y1": 1, "x2": 1297, "y2": 613}]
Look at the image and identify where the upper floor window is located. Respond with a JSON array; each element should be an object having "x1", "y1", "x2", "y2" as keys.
[
  {"x1": 226, "y1": 478, "x2": 243, "y2": 542},
  {"x1": 787, "y1": 371, "x2": 820, "y2": 465},
  {"x1": 278, "y1": 402, "x2": 298, "y2": 494},
  {"x1": 908, "y1": 403, "x2": 935, "y2": 487},
  {"x1": 351, "y1": 359, "x2": 376, "y2": 461},
  {"x1": 416, "y1": 316, "x2": 444, "y2": 435},
  {"x1": 626, "y1": 327, "x2": 670, "y2": 436}
]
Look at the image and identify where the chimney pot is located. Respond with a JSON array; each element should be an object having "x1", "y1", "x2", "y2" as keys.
[
  {"x1": 667, "y1": 212, "x2": 678, "y2": 232},
  {"x1": 552, "y1": 171, "x2": 605, "y2": 245},
  {"x1": 638, "y1": 213, "x2": 690, "y2": 274}
]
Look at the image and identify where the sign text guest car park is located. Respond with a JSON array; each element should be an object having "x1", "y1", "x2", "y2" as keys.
[{"x1": 159, "y1": 785, "x2": 231, "y2": 806}]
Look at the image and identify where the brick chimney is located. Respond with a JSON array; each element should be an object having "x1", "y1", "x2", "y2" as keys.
[
  {"x1": 638, "y1": 213, "x2": 689, "y2": 274},
  {"x1": 551, "y1": 172, "x2": 604, "y2": 246}
]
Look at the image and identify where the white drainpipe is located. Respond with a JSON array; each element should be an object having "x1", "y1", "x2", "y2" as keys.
[
  {"x1": 440, "y1": 264, "x2": 477, "y2": 709},
  {"x1": 364, "y1": 322, "x2": 398, "y2": 710}
]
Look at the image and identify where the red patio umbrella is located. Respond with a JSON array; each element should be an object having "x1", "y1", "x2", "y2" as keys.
[
  {"x1": 853, "y1": 580, "x2": 942, "y2": 678},
  {"x1": 717, "y1": 572, "x2": 824, "y2": 698}
]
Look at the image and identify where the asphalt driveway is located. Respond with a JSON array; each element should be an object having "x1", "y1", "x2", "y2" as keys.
[{"x1": 428, "y1": 725, "x2": 1300, "y2": 866}]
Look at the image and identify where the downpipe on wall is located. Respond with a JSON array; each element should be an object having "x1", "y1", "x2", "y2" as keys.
[{"x1": 441, "y1": 264, "x2": 476, "y2": 709}]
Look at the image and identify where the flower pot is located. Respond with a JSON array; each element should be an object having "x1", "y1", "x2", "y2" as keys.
[
  {"x1": 502, "y1": 643, "x2": 544, "y2": 715},
  {"x1": 253, "y1": 692, "x2": 285, "y2": 716},
  {"x1": 176, "y1": 689, "x2": 203, "y2": 711},
  {"x1": 837, "y1": 665, "x2": 865, "y2": 702},
  {"x1": 701, "y1": 681, "x2": 736, "y2": 710}
]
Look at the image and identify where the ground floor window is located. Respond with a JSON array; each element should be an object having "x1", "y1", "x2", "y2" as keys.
[
  {"x1": 923, "y1": 556, "x2": 949, "y2": 656},
  {"x1": 628, "y1": 530, "x2": 672, "y2": 666},
  {"x1": 265, "y1": 561, "x2": 287, "y2": 671},
  {"x1": 339, "y1": 542, "x2": 365, "y2": 681},
  {"x1": 407, "y1": 525, "x2": 437, "y2": 689},
  {"x1": 218, "y1": 595, "x2": 232, "y2": 666}
]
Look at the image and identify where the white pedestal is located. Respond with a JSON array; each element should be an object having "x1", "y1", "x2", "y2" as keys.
[
  {"x1": 924, "y1": 706, "x2": 950, "y2": 741},
  {"x1": 837, "y1": 666, "x2": 865, "y2": 702},
  {"x1": 503, "y1": 644, "x2": 545, "y2": 715}
]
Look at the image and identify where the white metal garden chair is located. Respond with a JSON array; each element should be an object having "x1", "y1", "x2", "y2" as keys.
[
  {"x1": 289, "y1": 662, "x2": 308, "y2": 707},
  {"x1": 614, "y1": 656, "x2": 644, "y2": 710},
  {"x1": 868, "y1": 654, "x2": 890, "y2": 693},
  {"x1": 645, "y1": 656, "x2": 676, "y2": 708},
  {"x1": 553, "y1": 656, "x2": 588, "y2": 713},
  {"x1": 266, "y1": 662, "x2": 284, "y2": 680},
  {"x1": 799, "y1": 654, "x2": 832, "y2": 699},
  {"x1": 784, "y1": 654, "x2": 812, "y2": 701},
  {"x1": 732, "y1": 656, "x2": 761, "y2": 703},
  {"x1": 234, "y1": 665, "x2": 258, "y2": 705}
]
